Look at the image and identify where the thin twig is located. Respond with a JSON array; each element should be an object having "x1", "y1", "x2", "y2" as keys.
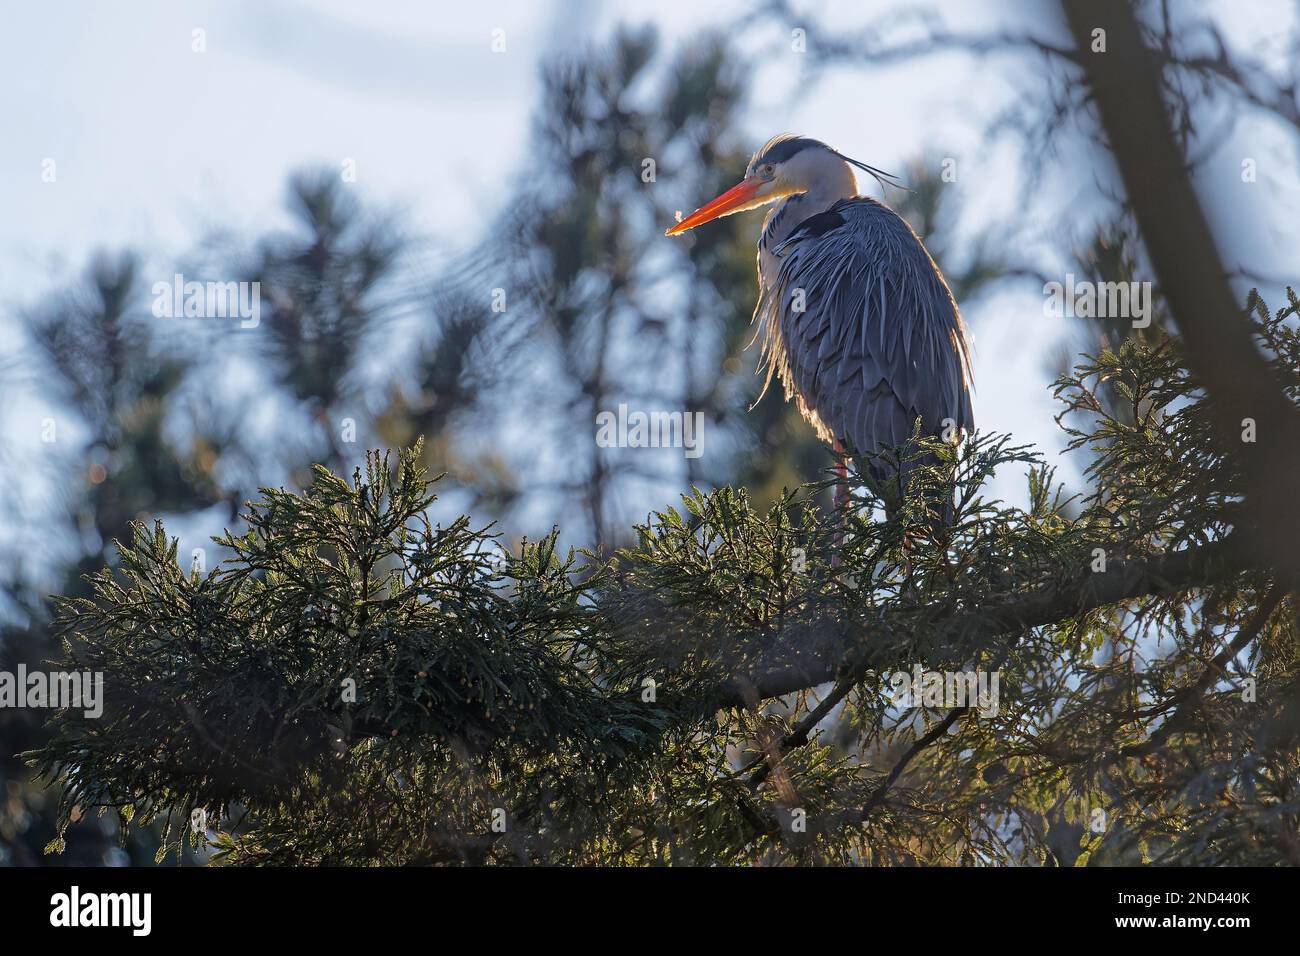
[
  {"x1": 861, "y1": 706, "x2": 966, "y2": 819},
  {"x1": 745, "y1": 676, "x2": 857, "y2": 791}
]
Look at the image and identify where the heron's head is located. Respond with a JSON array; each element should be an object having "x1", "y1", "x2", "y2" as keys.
[{"x1": 665, "y1": 135, "x2": 902, "y2": 237}]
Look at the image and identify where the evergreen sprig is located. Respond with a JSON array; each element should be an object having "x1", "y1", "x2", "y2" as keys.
[{"x1": 29, "y1": 293, "x2": 1300, "y2": 864}]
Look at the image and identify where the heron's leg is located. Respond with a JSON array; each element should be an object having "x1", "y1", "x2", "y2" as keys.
[
  {"x1": 832, "y1": 439, "x2": 850, "y2": 514},
  {"x1": 901, "y1": 532, "x2": 915, "y2": 589},
  {"x1": 831, "y1": 439, "x2": 850, "y2": 569}
]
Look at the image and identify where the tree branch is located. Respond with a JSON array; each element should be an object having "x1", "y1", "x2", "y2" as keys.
[
  {"x1": 861, "y1": 706, "x2": 966, "y2": 820},
  {"x1": 1061, "y1": 0, "x2": 1300, "y2": 578},
  {"x1": 722, "y1": 535, "x2": 1245, "y2": 707},
  {"x1": 1117, "y1": 582, "x2": 1283, "y2": 759},
  {"x1": 743, "y1": 676, "x2": 857, "y2": 791}
]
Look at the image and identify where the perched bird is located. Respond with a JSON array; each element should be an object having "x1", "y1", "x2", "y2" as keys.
[{"x1": 666, "y1": 135, "x2": 974, "y2": 522}]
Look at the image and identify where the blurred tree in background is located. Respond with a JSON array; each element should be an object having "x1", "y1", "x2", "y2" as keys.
[
  {"x1": 2, "y1": 255, "x2": 226, "y2": 863},
  {"x1": 466, "y1": 26, "x2": 800, "y2": 551},
  {"x1": 246, "y1": 170, "x2": 406, "y2": 478}
]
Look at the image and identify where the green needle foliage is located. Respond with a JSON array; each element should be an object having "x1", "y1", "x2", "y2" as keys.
[{"x1": 29, "y1": 291, "x2": 1300, "y2": 865}]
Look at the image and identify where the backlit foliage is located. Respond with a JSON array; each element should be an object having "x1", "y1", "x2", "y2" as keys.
[{"x1": 31, "y1": 290, "x2": 1300, "y2": 864}]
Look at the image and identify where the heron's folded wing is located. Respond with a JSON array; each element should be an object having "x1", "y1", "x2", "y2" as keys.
[{"x1": 759, "y1": 198, "x2": 975, "y2": 463}]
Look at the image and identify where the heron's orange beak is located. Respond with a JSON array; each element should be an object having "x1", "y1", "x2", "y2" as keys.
[{"x1": 665, "y1": 177, "x2": 764, "y2": 236}]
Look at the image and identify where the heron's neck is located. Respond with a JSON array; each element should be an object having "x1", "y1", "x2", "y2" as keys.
[
  {"x1": 759, "y1": 171, "x2": 857, "y2": 278},
  {"x1": 764, "y1": 168, "x2": 856, "y2": 241}
]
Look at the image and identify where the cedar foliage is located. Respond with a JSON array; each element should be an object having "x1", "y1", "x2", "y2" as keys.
[{"x1": 29, "y1": 291, "x2": 1300, "y2": 865}]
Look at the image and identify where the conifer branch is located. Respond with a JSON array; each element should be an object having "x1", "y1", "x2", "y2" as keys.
[{"x1": 724, "y1": 535, "x2": 1245, "y2": 706}]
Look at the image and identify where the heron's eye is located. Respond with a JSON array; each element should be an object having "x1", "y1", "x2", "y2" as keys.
[{"x1": 761, "y1": 164, "x2": 775, "y2": 180}]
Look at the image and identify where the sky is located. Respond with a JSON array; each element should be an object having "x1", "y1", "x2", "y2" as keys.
[{"x1": 2, "y1": 0, "x2": 1296, "y2": 575}]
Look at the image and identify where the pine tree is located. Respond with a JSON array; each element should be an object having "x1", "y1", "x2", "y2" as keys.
[{"x1": 30, "y1": 291, "x2": 1300, "y2": 864}]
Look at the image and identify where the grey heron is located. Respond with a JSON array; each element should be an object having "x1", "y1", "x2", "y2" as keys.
[{"x1": 667, "y1": 135, "x2": 974, "y2": 526}]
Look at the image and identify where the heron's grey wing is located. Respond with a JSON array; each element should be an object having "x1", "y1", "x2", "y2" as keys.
[{"x1": 755, "y1": 198, "x2": 974, "y2": 478}]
